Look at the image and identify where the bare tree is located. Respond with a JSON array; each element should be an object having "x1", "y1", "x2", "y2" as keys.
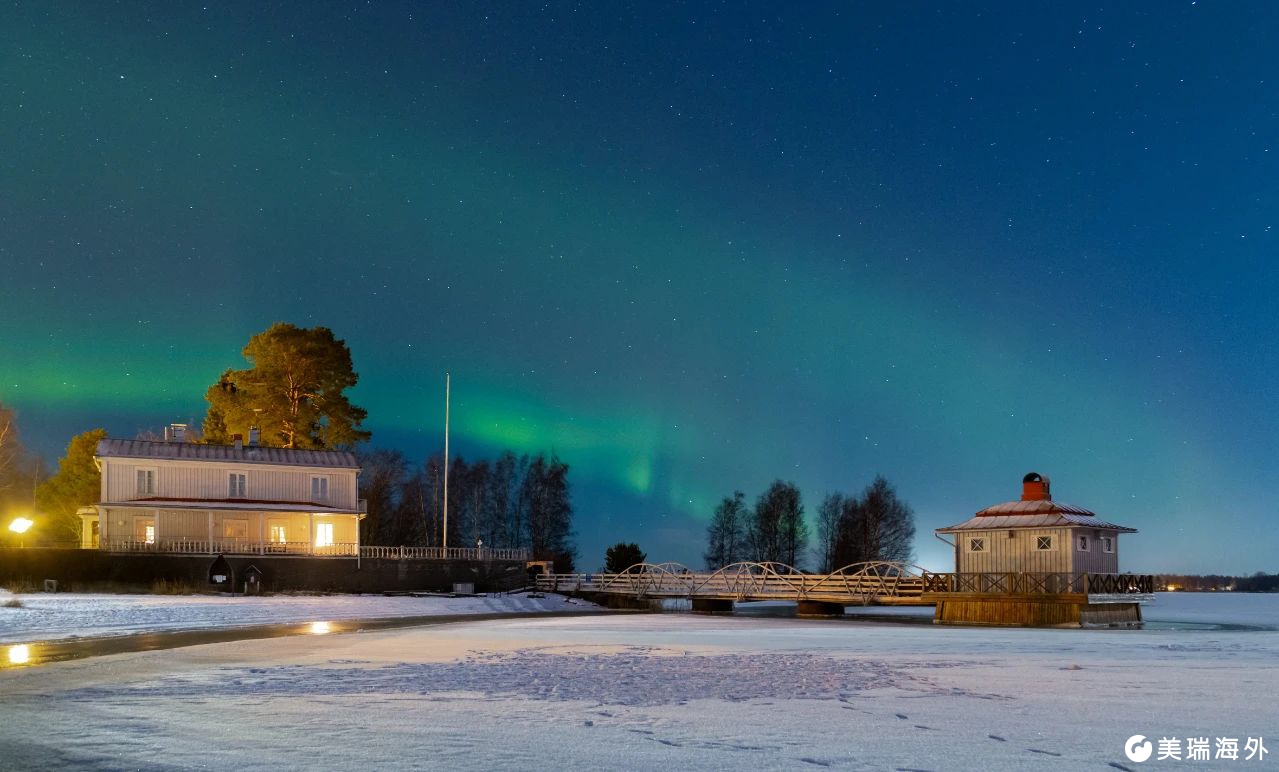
[
  {"x1": 814, "y1": 492, "x2": 844, "y2": 572},
  {"x1": 704, "y1": 491, "x2": 747, "y2": 569},
  {"x1": 832, "y1": 476, "x2": 915, "y2": 566},
  {"x1": 750, "y1": 480, "x2": 805, "y2": 567}
]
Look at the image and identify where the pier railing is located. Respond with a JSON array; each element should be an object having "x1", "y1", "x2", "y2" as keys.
[{"x1": 921, "y1": 572, "x2": 1155, "y2": 596}]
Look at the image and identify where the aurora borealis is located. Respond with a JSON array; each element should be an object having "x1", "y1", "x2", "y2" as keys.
[{"x1": 3, "y1": 3, "x2": 1277, "y2": 573}]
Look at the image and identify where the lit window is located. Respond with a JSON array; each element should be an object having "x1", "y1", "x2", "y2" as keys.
[
  {"x1": 224, "y1": 519, "x2": 248, "y2": 539},
  {"x1": 136, "y1": 469, "x2": 155, "y2": 495},
  {"x1": 969, "y1": 537, "x2": 985, "y2": 552},
  {"x1": 1036, "y1": 536, "x2": 1053, "y2": 551},
  {"x1": 1077, "y1": 535, "x2": 1090, "y2": 551},
  {"x1": 311, "y1": 476, "x2": 329, "y2": 502},
  {"x1": 228, "y1": 473, "x2": 247, "y2": 498},
  {"x1": 136, "y1": 520, "x2": 155, "y2": 544},
  {"x1": 270, "y1": 524, "x2": 288, "y2": 543},
  {"x1": 1101, "y1": 536, "x2": 1114, "y2": 553},
  {"x1": 315, "y1": 522, "x2": 334, "y2": 548}
]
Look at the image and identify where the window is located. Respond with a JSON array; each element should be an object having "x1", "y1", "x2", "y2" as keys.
[
  {"x1": 1077, "y1": 535, "x2": 1090, "y2": 551},
  {"x1": 136, "y1": 469, "x2": 156, "y2": 495},
  {"x1": 269, "y1": 521, "x2": 288, "y2": 543},
  {"x1": 969, "y1": 537, "x2": 985, "y2": 552},
  {"x1": 228, "y1": 473, "x2": 247, "y2": 498},
  {"x1": 136, "y1": 519, "x2": 155, "y2": 544},
  {"x1": 310, "y1": 476, "x2": 330, "y2": 502},
  {"x1": 224, "y1": 519, "x2": 248, "y2": 539},
  {"x1": 315, "y1": 522, "x2": 334, "y2": 548},
  {"x1": 1036, "y1": 536, "x2": 1053, "y2": 551},
  {"x1": 1101, "y1": 536, "x2": 1114, "y2": 553}
]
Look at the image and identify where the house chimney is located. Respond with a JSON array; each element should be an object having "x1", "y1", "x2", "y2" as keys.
[
  {"x1": 1021, "y1": 472, "x2": 1051, "y2": 501},
  {"x1": 248, "y1": 426, "x2": 261, "y2": 447},
  {"x1": 168, "y1": 423, "x2": 187, "y2": 443},
  {"x1": 233, "y1": 433, "x2": 243, "y2": 450}
]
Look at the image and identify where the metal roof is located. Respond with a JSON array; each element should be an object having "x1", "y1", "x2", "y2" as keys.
[
  {"x1": 937, "y1": 513, "x2": 1138, "y2": 533},
  {"x1": 975, "y1": 499, "x2": 1097, "y2": 516},
  {"x1": 96, "y1": 438, "x2": 359, "y2": 469}
]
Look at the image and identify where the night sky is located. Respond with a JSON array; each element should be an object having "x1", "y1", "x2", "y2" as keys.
[{"x1": 3, "y1": 3, "x2": 1276, "y2": 574}]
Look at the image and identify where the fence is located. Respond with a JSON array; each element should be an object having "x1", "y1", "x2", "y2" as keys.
[{"x1": 95, "y1": 539, "x2": 528, "y2": 561}]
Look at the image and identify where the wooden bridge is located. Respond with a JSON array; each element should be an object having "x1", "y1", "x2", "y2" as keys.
[
  {"x1": 536, "y1": 562, "x2": 1157, "y2": 620},
  {"x1": 536, "y1": 561, "x2": 931, "y2": 613}
]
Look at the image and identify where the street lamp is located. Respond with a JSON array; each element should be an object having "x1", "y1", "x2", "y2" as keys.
[{"x1": 8, "y1": 517, "x2": 33, "y2": 549}]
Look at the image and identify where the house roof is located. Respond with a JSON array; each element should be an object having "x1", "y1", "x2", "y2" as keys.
[
  {"x1": 937, "y1": 512, "x2": 1138, "y2": 533},
  {"x1": 96, "y1": 438, "x2": 359, "y2": 469}
]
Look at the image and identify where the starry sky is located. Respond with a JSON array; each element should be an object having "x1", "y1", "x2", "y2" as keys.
[{"x1": 2, "y1": 2, "x2": 1276, "y2": 574}]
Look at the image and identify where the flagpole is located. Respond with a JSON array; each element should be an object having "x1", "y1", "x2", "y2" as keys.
[{"x1": 443, "y1": 372, "x2": 450, "y2": 552}]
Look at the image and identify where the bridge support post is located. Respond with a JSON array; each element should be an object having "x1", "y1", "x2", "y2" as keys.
[
  {"x1": 691, "y1": 598, "x2": 734, "y2": 614},
  {"x1": 796, "y1": 600, "x2": 846, "y2": 617}
]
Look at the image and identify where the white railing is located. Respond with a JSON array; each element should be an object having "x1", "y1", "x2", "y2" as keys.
[{"x1": 98, "y1": 539, "x2": 528, "y2": 561}]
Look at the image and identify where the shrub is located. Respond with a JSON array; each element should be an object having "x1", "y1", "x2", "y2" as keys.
[{"x1": 2, "y1": 598, "x2": 22, "y2": 608}]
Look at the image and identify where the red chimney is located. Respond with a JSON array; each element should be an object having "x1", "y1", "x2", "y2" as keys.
[{"x1": 1021, "y1": 472, "x2": 1051, "y2": 501}]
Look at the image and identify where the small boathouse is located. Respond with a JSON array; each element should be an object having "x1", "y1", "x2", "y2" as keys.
[{"x1": 926, "y1": 472, "x2": 1152, "y2": 627}]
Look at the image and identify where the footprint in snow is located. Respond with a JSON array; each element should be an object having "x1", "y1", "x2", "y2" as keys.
[
  {"x1": 799, "y1": 758, "x2": 831, "y2": 767},
  {"x1": 1026, "y1": 748, "x2": 1062, "y2": 757},
  {"x1": 895, "y1": 713, "x2": 908, "y2": 720},
  {"x1": 988, "y1": 735, "x2": 1006, "y2": 742}
]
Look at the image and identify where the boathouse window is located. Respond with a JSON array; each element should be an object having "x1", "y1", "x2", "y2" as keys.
[
  {"x1": 1077, "y1": 535, "x2": 1090, "y2": 551},
  {"x1": 969, "y1": 537, "x2": 985, "y2": 552},
  {"x1": 136, "y1": 468, "x2": 156, "y2": 495},
  {"x1": 1036, "y1": 536, "x2": 1053, "y2": 551},
  {"x1": 228, "y1": 472, "x2": 247, "y2": 498},
  {"x1": 1101, "y1": 536, "x2": 1114, "y2": 553}
]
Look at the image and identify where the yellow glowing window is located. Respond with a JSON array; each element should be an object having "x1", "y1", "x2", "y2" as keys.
[
  {"x1": 224, "y1": 519, "x2": 249, "y2": 539},
  {"x1": 315, "y1": 522, "x2": 334, "y2": 548},
  {"x1": 270, "y1": 524, "x2": 288, "y2": 543}
]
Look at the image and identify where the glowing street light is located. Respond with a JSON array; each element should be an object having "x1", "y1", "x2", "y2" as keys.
[{"x1": 8, "y1": 517, "x2": 33, "y2": 549}]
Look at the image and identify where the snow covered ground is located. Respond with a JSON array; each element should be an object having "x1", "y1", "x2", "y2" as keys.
[
  {"x1": 0, "y1": 593, "x2": 1275, "y2": 770},
  {"x1": 0, "y1": 590, "x2": 593, "y2": 644}
]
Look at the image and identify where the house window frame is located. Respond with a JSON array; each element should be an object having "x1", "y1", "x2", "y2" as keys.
[
  {"x1": 136, "y1": 518, "x2": 155, "y2": 545},
  {"x1": 1077, "y1": 535, "x2": 1090, "y2": 552},
  {"x1": 228, "y1": 471, "x2": 248, "y2": 499},
  {"x1": 969, "y1": 537, "x2": 985, "y2": 552},
  {"x1": 268, "y1": 519, "x2": 288, "y2": 544},
  {"x1": 310, "y1": 476, "x2": 330, "y2": 503},
  {"x1": 315, "y1": 521, "x2": 335, "y2": 548},
  {"x1": 136, "y1": 467, "x2": 157, "y2": 496},
  {"x1": 1036, "y1": 535, "x2": 1054, "y2": 551},
  {"x1": 1101, "y1": 535, "x2": 1115, "y2": 553}
]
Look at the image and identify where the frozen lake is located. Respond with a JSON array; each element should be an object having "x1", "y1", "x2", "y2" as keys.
[{"x1": 0, "y1": 592, "x2": 1274, "y2": 770}]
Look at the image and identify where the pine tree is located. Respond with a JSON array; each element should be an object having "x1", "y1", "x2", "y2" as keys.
[
  {"x1": 604, "y1": 542, "x2": 646, "y2": 572},
  {"x1": 34, "y1": 429, "x2": 108, "y2": 545},
  {"x1": 202, "y1": 323, "x2": 370, "y2": 449}
]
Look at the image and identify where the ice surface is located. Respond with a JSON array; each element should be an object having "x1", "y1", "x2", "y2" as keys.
[
  {"x1": 0, "y1": 592, "x2": 1275, "y2": 770},
  {"x1": 0, "y1": 590, "x2": 593, "y2": 644}
]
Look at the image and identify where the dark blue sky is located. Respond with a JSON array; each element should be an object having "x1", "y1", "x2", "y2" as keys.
[{"x1": 2, "y1": 2, "x2": 1276, "y2": 573}]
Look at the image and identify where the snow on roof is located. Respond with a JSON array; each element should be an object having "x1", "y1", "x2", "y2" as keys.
[
  {"x1": 96, "y1": 438, "x2": 359, "y2": 469},
  {"x1": 937, "y1": 512, "x2": 1138, "y2": 533},
  {"x1": 975, "y1": 499, "x2": 1097, "y2": 516}
]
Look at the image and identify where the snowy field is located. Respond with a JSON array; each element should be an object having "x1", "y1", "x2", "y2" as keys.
[
  {"x1": 0, "y1": 589, "x2": 593, "y2": 644},
  {"x1": 0, "y1": 592, "x2": 1275, "y2": 771}
]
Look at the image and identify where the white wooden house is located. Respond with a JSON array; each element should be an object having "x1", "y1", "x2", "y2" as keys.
[
  {"x1": 81, "y1": 430, "x2": 365, "y2": 556},
  {"x1": 935, "y1": 472, "x2": 1137, "y2": 575}
]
